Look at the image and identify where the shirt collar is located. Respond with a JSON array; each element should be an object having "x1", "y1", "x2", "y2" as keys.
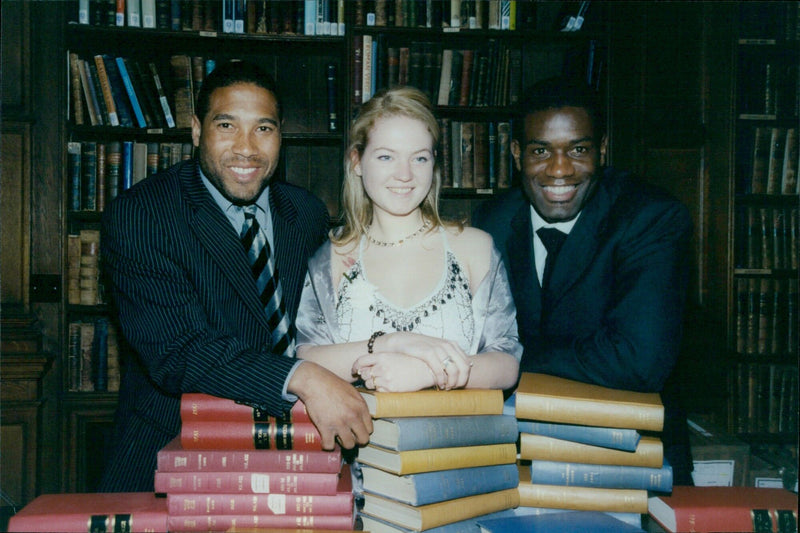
[{"x1": 530, "y1": 205, "x2": 581, "y2": 235}]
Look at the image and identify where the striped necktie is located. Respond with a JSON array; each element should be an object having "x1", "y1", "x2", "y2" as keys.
[{"x1": 240, "y1": 205, "x2": 294, "y2": 357}]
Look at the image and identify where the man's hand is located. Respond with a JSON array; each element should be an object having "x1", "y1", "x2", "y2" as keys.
[{"x1": 288, "y1": 361, "x2": 373, "y2": 450}]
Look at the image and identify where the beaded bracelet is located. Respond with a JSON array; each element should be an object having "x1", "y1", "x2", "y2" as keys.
[{"x1": 367, "y1": 331, "x2": 385, "y2": 354}]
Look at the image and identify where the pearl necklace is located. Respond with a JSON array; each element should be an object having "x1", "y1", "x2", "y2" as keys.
[{"x1": 367, "y1": 220, "x2": 430, "y2": 247}]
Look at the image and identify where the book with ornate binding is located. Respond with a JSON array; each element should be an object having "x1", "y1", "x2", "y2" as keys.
[
  {"x1": 180, "y1": 419, "x2": 323, "y2": 450},
  {"x1": 359, "y1": 388, "x2": 503, "y2": 418},
  {"x1": 180, "y1": 393, "x2": 311, "y2": 423},
  {"x1": 515, "y1": 373, "x2": 664, "y2": 432},
  {"x1": 157, "y1": 435, "x2": 342, "y2": 473},
  {"x1": 7, "y1": 492, "x2": 168, "y2": 532}
]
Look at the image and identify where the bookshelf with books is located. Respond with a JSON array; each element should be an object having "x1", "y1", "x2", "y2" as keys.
[
  {"x1": 347, "y1": 0, "x2": 608, "y2": 222},
  {"x1": 60, "y1": 1, "x2": 348, "y2": 493},
  {"x1": 727, "y1": 2, "x2": 799, "y2": 443}
]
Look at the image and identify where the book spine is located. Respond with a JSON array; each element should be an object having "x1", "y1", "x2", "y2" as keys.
[
  {"x1": 166, "y1": 492, "x2": 353, "y2": 516},
  {"x1": 529, "y1": 459, "x2": 673, "y2": 492},
  {"x1": 519, "y1": 433, "x2": 664, "y2": 468},
  {"x1": 180, "y1": 420, "x2": 323, "y2": 451},
  {"x1": 515, "y1": 420, "x2": 641, "y2": 452},
  {"x1": 384, "y1": 414, "x2": 518, "y2": 450},
  {"x1": 69, "y1": 52, "x2": 85, "y2": 125},
  {"x1": 359, "y1": 442, "x2": 517, "y2": 475},
  {"x1": 180, "y1": 393, "x2": 311, "y2": 423},
  {"x1": 362, "y1": 463, "x2": 519, "y2": 506},
  {"x1": 68, "y1": 142, "x2": 82, "y2": 211},
  {"x1": 154, "y1": 471, "x2": 340, "y2": 495},
  {"x1": 157, "y1": 448, "x2": 342, "y2": 473},
  {"x1": 80, "y1": 141, "x2": 98, "y2": 211},
  {"x1": 514, "y1": 392, "x2": 664, "y2": 432},
  {"x1": 167, "y1": 513, "x2": 354, "y2": 531},
  {"x1": 149, "y1": 62, "x2": 176, "y2": 128},
  {"x1": 102, "y1": 55, "x2": 135, "y2": 127},
  {"x1": 517, "y1": 482, "x2": 648, "y2": 514},
  {"x1": 115, "y1": 57, "x2": 148, "y2": 128},
  {"x1": 93, "y1": 55, "x2": 120, "y2": 126}
]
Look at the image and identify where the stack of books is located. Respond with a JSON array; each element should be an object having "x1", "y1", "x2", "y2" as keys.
[
  {"x1": 156, "y1": 393, "x2": 356, "y2": 532},
  {"x1": 355, "y1": 388, "x2": 521, "y2": 533},
  {"x1": 511, "y1": 373, "x2": 673, "y2": 529}
]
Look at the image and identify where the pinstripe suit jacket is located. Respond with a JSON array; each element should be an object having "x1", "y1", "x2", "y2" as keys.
[{"x1": 98, "y1": 159, "x2": 329, "y2": 492}]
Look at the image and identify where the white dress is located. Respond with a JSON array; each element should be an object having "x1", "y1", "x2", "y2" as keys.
[{"x1": 334, "y1": 228, "x2": 475, "y2": 351}]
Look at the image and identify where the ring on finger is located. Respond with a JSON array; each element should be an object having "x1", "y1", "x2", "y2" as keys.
[{"x1": 442, "y1": 357, "x2": 453, "y2": 368}]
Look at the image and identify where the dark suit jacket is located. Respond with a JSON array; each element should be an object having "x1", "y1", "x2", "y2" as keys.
[
  {"x1": 98, "y1": 160, "x2": 329, "y2": 492},
  {"x1": 473, "y1": 168, "x2": 695, "y2": 483}
]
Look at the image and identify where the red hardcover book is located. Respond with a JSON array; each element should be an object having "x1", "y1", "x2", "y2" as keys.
[
  {"x1": 7, "y1": 492, "x2": 168, "y2": 532},
  {"x1": 180, "y1": 420, "x2": 323, "y2": 450},
  {"x1": 157, "y1": 436, "x2": 342, "y2": 473},
  {"x1": 181, "y1": 393, "x2": 311, "y2": 423},
  {"x1": 167, "y1": 513, "x2": 354, "y2": 532},
  {"x1": 166, "y1": 465, "x2": 353, "y2": 516},
  {"x1": 648, "y1": 486, "x2": 798, "y2": 533},
  {"x1": 154, "y1": 470, "x2": 341, "y2": 495}
]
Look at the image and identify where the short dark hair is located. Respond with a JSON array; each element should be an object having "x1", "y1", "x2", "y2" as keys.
[
  {"x1": 515, "y1": 76, "x2": 604, "y2": 139},
  {"x1": 194, "y1": 60, "x2": 281, "y2": 123}
]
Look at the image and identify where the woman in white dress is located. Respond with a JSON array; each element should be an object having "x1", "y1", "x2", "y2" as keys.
[{"x1": 295, "y1": 86, "x2": 520, "y2": 393}]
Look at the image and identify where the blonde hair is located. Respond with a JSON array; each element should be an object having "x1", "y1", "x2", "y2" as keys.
[{"x1": 333, "y1": 86, "x2": 447, "y2": 246}]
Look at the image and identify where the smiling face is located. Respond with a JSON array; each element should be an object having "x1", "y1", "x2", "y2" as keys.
[
  {"x1": 192, "y1": 82, "x2": 281, "y2": 205},
  {"x1": 513, "y1": 106, "x2": 606, "y2": 222},
  {"x1": 354, "y1": 115, "x2": 435, "y2": 219}
]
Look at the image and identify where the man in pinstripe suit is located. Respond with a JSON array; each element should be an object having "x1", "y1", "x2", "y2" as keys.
[{"x1": 98, "y1": 61, "x2": 373, "y2": 492}]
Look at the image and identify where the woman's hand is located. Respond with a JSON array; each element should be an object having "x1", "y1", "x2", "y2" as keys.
[
  {"x1": 357, "y1": 332, "x2": 472, "y2": 390},
  {"x1": 353, "y1": 353, "x2": 437, "y2": 392}
]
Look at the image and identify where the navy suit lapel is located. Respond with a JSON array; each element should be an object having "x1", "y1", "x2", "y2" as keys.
[
  {"x1": 545, "y1": 180, "x2": 610, "y2": 306},
  {"x1": 269, "y1": 182, "x2": 303, "y2": 321},
  {"x1": 508, "y1": 204, "x2": 541, "y2": 324},
  {"x1": 181, "y1": 163, "x2": 271, "y2": 327}
]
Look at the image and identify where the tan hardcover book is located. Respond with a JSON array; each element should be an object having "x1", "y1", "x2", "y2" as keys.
[
  {"x1": 780, "y1": 127, "x2": 798, "y2": 194},
  {"x1": 361, "y1": 488, "x2": 519, "y2": 531},
  {"x1": 169, "y1": 54, "x2": 194, "y2": 129},
  {"x1": 514, "y1": 373, "x2": 664, "y2": 432},
  {"x1": 517, "y1": 480, "x2": 648, "y2": 514},
  {"x1": 67, "y1": 234, "x2": 82, "y2": 305},
  {"x1": 519, "y1": 433, "x2": 663, "y2": 468},
  {"x1": 358, "y1": 388, "x2": 503, "y2": 417},
  {"x1": 750, "y1": 126, "x2": 771, "y2": 194},
  {"x1": 357, "y1": 442, "x2": 516, "y2": 475},
  {"x1": 93, "y1": 54, "x2": 120, "y2": 126},
  {"x1": 79, "y1": 229, "x2": 101, "y2": 305},
  {"x1": 69, "y1": 52, "x2": 85, "y2": 125},
  {"x1": 765, "y1": 127, "x2": 786, "y2": 194}
]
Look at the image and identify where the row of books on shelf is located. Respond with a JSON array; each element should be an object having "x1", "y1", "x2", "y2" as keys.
[
  {"x1": 738, "y1": 1, "x2": 800, "y2": 43},
  {"x1": 734, "y1": 277, "x2": 798, "y2": 358},
  {"x1": 730, "y1": 362, "x2": 798, "y2": 436},
  {"x1": 734, "y1": 205, "x2": 798, "y2": 271},
  {"x1": 439, "y1": 119, "x2": 512, "y2": 189},
  {"x1": 69, "y1": 52, "x2": 198, "y2": 129},
  {"x1": 356, "y1": 0, "x2": 524, "y2": 31},
  {"x1": 737, "y1": 58, "x2": 799, "y2": 120},
  {"x1": 77, "y1": 0, "x2": 348, "y2": 36},
  {"x1": 741, "y1": 126, "x2": 798, "y2": 195},
  {"x1": 68, "y1": 140, "x2": 193, "y2": 212},
  {"x1": 67, "y1": 318, "x2": 120, "y2": 392}
]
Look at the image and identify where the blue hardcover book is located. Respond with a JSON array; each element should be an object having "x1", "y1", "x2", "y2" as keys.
[
  {"x1": 101, "y1": 55, "x2": 135, "y2": 128},
  {"x1": 370, "y1": 414, "x2": 518, "y2": 451},
  {"x1": 121, "y1": 141, "x2": 134, "y2": 190},
  {"x1": 516, "y1": 420, "x2": 641, "y2": 452},
  {"x1": 92, "y1": 317, "x2": 109, "y2": 392},
  {"x1": 477, "y1": 511, "x2": 646, "y2": 533},
  {"x1": 115, "y1": 57, "x2": 147, "y2": 128},
  {"x1": 503, "y1": 507, "x2": 642, "y2": 528},
  {"x1": 360, "y1": 508, "x2": 520, "y2": 533},
  {"x1": 360, "y1": 463, "x2": 519, "y2": 506},
  {"x1": 529, "y1": 458, "x2": 673, "y2": 492}
]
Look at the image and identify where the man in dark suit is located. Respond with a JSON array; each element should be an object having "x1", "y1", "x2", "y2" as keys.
[
  {"x1": 473, "y1": 77, "x2": 694, "y2": 484},
  {"x1": 99, "y1": 61, "x2": 372, "y2": 492}
]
